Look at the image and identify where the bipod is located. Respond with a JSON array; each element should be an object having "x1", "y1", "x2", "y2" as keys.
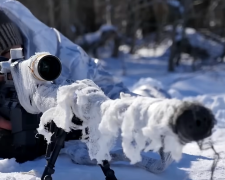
[
  {"x1": 41, "y1": 121, "x2": 67, "y2": 180},
  {"x1": 41, "y1": 120, "x2": 118, "y2": 180},
  {"x1": 99, "y1": 160, "x2": 118, "y2": 180}
]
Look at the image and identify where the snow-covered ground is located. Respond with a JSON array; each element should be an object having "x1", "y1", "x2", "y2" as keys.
[{"x1": 1, "y1": 45, "x2": 225, "y2": 180}]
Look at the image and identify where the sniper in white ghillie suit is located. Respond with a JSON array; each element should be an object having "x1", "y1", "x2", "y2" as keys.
[{"x1": 10, "y1": 52, "x2": 215, "y2": 174}]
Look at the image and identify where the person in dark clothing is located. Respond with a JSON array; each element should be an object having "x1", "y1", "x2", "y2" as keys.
[
  {"x1": 0, "y1": 10, "x2": 46, "y2": 162},
  {"x1": 0, "y1": 10, "x2": 23, "y2": 130}
]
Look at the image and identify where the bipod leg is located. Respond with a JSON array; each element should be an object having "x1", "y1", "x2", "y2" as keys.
[
  {"x1": 45, "y1": 121, "x2": 56, "y2": 160},
  {"x1": 41, "y1": 126, "x2": 67, "y2": 180},
  {"x1": 99, "y1": 160, "x2": 118, "y2": 180}
]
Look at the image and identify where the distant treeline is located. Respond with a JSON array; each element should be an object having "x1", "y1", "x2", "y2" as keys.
[{"x1": 18, "y1": 0, "x2": 225, "y2": 40}]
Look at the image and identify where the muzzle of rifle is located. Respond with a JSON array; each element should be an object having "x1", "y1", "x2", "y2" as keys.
[{"x1": 171, "y1": 104, "x2": 216, "y2": 144}]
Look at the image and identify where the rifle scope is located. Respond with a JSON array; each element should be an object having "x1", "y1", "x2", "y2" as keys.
[{"x1": 30, "y1": 54, "x2": 62, "y2": 81}]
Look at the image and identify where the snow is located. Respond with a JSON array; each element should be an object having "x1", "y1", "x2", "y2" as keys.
[
  {"x1": 1, "y1": 44, "x2": 225, "y2": 180},
  {"x1": 165, "y1": 25, "x2": 225, "y2": 60},
  {"x1": 130, "y1": 77, "x2": 171, "y2": 98},
  {"x1": 76, "y1": 24, "x2": 117, "y2": 45},
  {"x1": 167, "y1": 0, "x2": 180, "y2": 8},
  {"x1": 167, "y1": 0, "x2": 184, "y2": 14}
]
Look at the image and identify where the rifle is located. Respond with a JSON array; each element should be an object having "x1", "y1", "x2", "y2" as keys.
[
  {"x1": 40, "y1": 101, "x2": 215, "y2": 180},
  {"x1": 40, "y1": 100, "x2": 215, "y2": 180}
]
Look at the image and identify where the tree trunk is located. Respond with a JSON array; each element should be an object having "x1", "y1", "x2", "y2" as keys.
[
  {"x1": 168, "y1": 23, "x2": 178, "y2": 72},
  {"x1": 47, "y1": 0, "x2": 55, "y2": 27},
  {"x1": 59, "y1": 0, "x2": 73, "y2": 40},
  {"x1": 105, "y1": 0, "x2": 112, "y2": 24}
]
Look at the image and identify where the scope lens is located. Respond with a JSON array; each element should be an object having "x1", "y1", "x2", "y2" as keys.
[{"x1": 38, "y1": 55, "x2": 61, "y2": 81}]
